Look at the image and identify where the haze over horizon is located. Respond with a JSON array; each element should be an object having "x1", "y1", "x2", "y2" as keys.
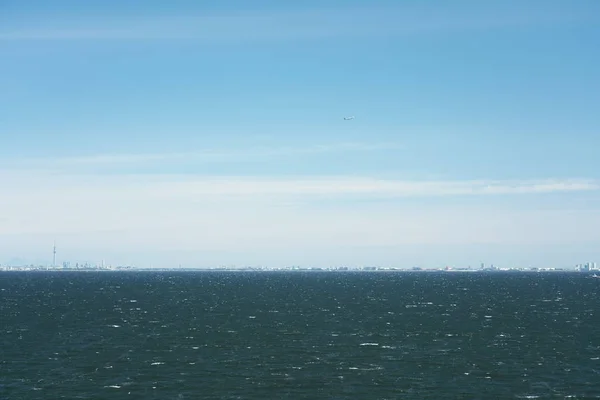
[{"x1": 1, "y1": 0, "x2": 600, "y2": 268}]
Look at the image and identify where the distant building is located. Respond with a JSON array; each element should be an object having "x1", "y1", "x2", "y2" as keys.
[{"x1": 577, "y1": 262, "x2": 597, "y2": 272}]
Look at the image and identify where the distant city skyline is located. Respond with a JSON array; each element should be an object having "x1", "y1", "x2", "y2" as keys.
[
  {"x1": 1, "y1": 0, "x2": 600, "y2": 268},
  {"x1": 0, "y1": 257, "x2": 597, "y2": 272}
]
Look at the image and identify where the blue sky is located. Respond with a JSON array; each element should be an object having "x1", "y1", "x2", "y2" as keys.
[{"x1": 1, "y1": 0, "x2": 599, "y2": 268}]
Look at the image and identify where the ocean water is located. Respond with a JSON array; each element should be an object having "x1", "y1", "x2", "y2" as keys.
[{"x1": 1, "y1": 271, "x2": 599, "y2": 399}]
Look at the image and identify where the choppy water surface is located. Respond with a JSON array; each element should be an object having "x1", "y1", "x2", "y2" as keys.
[{"x1": 1, "y1": 271, "x2": 599, "y2": 399}]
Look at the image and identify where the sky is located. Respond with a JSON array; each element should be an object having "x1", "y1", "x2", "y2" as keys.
[{"x1": 1, "y1": 0, "x2": 600, "y2": 269}]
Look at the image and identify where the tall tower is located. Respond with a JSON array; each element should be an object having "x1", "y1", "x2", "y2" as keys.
[{"x1": 53, "y1": 241, "x2": 57, "y2": 267}]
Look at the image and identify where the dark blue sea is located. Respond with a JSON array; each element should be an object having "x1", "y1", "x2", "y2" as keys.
[{"x1": 1, "y1": 271, "x2": 599, "y2": 399}]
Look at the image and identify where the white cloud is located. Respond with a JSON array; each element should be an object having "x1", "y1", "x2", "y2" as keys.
[
  {"x1": 0, "y1": 4, "x2": 591, "y2": 41},
  {"x1": 0, "y1": 171, "x2": 598, "y2": 227},
  {"x1": 6, "y1": 141, "x2": 402, "y2": 169},
  {"x1": 1, "y1": 168, "x2": 599, "y2": 266},
  {"x1": 1, "y1": 171, "x2": 598, "y2": 201}
]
